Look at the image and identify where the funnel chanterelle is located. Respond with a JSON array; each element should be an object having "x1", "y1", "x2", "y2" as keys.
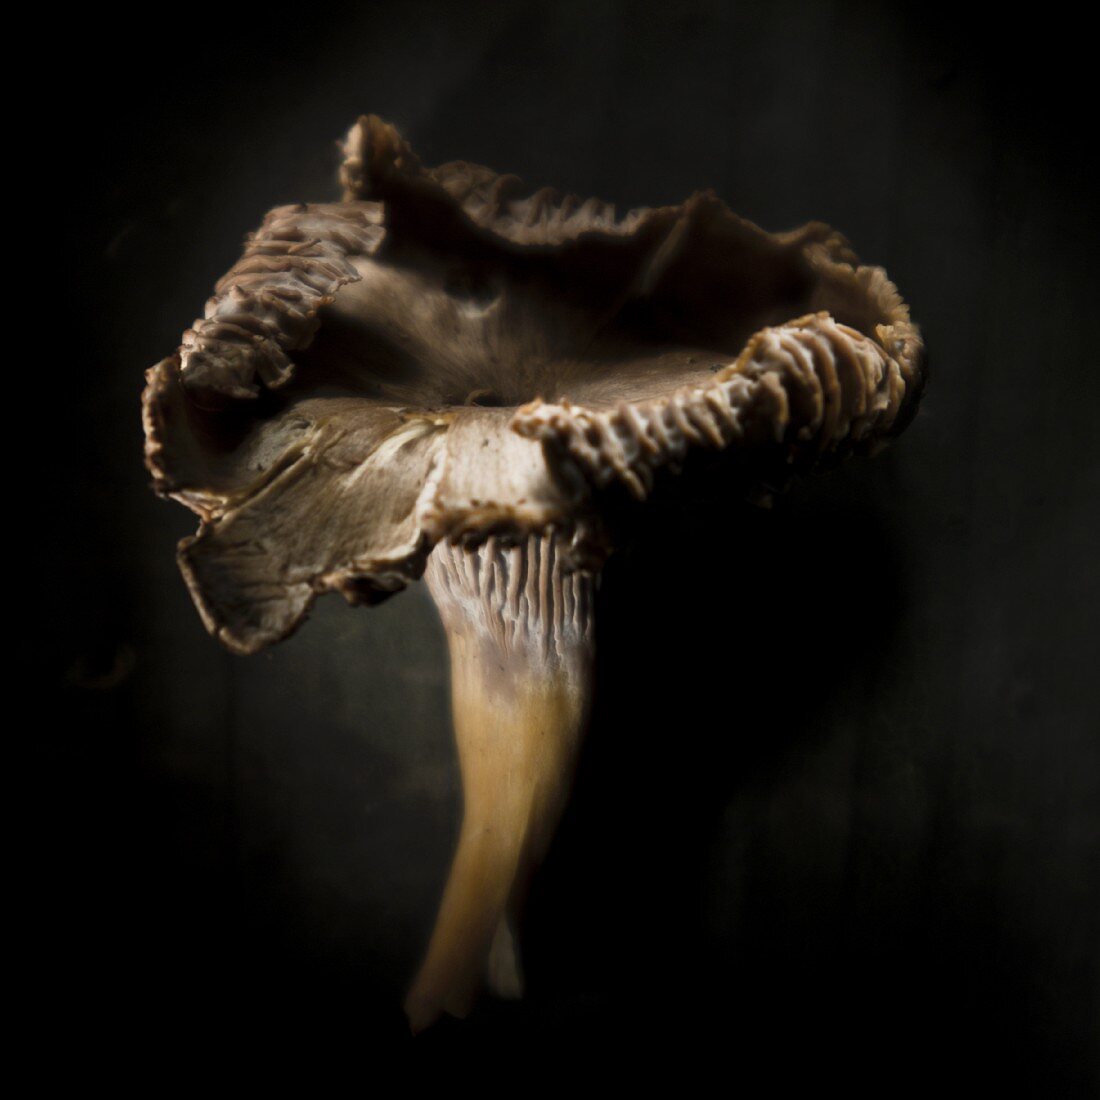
[{"x1": 142, "y1": 115, "x2": 924, "y2": 1032}]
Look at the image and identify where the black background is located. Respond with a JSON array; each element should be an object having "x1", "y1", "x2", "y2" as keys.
[{"x1": 43, "y1": 0, "x2": 1098, "y2": 1088}]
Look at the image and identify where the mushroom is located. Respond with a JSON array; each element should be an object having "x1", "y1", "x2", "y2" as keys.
[{"x1": 142, "y1": 115, "x2": 924, "y2": 1033}]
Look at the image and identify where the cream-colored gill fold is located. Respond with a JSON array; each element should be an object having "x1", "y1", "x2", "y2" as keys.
[
  {"x1": 177, "y1": 202, "x2": 386, "y2": 401},
  {"x1": 511, "y1": 250, "x2": 923, "y2": 502}
]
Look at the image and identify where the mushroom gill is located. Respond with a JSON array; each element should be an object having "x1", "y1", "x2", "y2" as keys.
[{"x1": 142, "y1": 114, "x2": 925, "y2": 1032}]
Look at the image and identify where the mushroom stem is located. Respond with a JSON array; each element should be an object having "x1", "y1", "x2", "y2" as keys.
[{"x1": 405, "y1": 532, "x2": 596, "y2": 1033}]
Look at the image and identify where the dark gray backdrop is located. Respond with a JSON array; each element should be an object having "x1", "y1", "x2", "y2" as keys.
[{"x1": 45, "y1": 0, "x2": 1098, "y2": 1087}]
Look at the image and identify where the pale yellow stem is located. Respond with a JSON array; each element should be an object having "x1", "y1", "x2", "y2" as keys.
[{"x1": 404, "y1": 534, "x2": 595, "y2": 1033}]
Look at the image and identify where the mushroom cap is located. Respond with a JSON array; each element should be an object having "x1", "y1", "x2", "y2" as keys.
[{"x1": 143, "y1": 115, "x2": 924, "y2": 655}]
